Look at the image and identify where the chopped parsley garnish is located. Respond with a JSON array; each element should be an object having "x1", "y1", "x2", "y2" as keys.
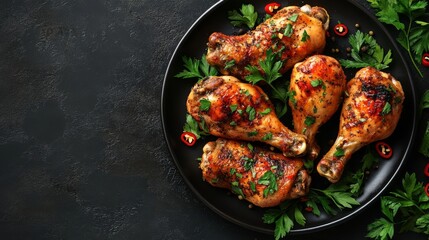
[
  {"x1": 231, "y1": 181, "x2": 245, "y2": 197},
  {"x1": 260, "y1": 108, "x2": 271, "y2": 115},
  {"x1": 230, "y1": 104, "x2": 238, "y2": 113},
  {"x1": 304, "y1": 116, "x2": 316, "y2": 126},
  {"x1": 258, "y1": 171, "x2": 278, "y2": 198},
  {"x1": 242, "y1": 156, "x2": 255, "y2": 171},
  {"x1": 199, "y1": 99, "x2": 211, "y2": 111},
  {"x1": 381, "y1": 102, "x2": 392, "y2": 115},
  {"x1": 240, "y1": 88, "x2": 250, "y2": 96},
  {"x1": 248, "y1": 130, "x2": 258, "y2": 137},
  {"x1": 301, "y1": 30, "x2": 310, "y2": 42},
  {"x1": 288, "y1": 13, "x2": 299, "y2": 22},
  {"x1": 310, "y1": 79, "x2": 324, "y2": 87},
  {"x1": 246, "y1": 106, "x2": 256, "y2": 121},
  {"x1": 249, "y1": 182, "x2": 257, "y2": 192},
  {"x1": 262, "y1": 132, "x2": 273, "y2": 141},
  {"x1": 334, "y1": 147, "x2": 345, "y2": 157},
  {"x1": 283, "y1": 23, "x2": 293, "y2": 37}
]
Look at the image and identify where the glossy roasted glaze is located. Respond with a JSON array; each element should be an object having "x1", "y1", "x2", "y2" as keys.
[
  {"x1": 206, "y1": 5, "x2": 329, "y2": 80},
  {"x1": 187, "y1": 76, "x2": 307, "y2": 157},
  {"x1": 201, "y1": 138, "x2": 311, "y2": 207},
  {"x1": 317, "y1": 67, "x2": 404, "y2": 183},
  {"x1": 289, "y1": 55, "x2": 346, "y2": 160}
]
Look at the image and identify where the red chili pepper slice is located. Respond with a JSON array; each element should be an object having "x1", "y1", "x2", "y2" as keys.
[
  {"x1": 425, "y1": 183, "x2": 429, "y2": 197},
  {"x1": 375, "y1": 141, "x2": 393, "y2": 159},
  {"x1": 334, "y1": 23, "x2": 348, "y2": 37},
  {"x1": 304, "y1": 206, "x2": 313, "y2": 212},
  {"x1": 180, "y1": 132, "x2": 197, "y2": 147},
  {"x1": 422, "y1": 53, "x2": 429, "y2": 67},
  {"x1": 424, "y1": 163, "x2": 429, "y2": 177},
  {"x1": 265, "y1": 2, "x2": 281, "y2": 16}
]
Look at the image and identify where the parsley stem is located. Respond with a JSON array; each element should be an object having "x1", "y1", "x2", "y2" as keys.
[
  {"x1": 267, "y1": 82, "x2": 287, "y2": 103},
  {"x1": 403, "y1": 17, "x2": 423, "y2": 78}
]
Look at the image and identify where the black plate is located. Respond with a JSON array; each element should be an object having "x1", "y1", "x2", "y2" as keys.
[{"x1": 161, "y1": 0, "x2": 417, "y2": 234}]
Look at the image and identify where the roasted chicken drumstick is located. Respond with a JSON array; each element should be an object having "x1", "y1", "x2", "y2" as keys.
[
  {"x1": 206, "y1": 5, "x2": 329, "y2": 79},
  {"x1": 201, "y1": 138, "x2": 311, "y2": 207},
  {"x1": 187, "y1": 76, "x2": 307, "y2": 157},
  {"x1": 289, "y1": 55, "x2": 346, "y2": 160},
  {"x1": 317, "y1": 67, "x2": 404, "y2": 183}
]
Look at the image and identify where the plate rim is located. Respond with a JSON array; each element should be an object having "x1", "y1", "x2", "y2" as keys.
[{"x1": 161, "y1": 0, "x2": 417, "y2": 234}]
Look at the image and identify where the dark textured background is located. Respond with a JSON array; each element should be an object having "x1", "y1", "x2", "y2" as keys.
[{"x1": 0, "y1": 0, "x2": 428, "y2": 239}]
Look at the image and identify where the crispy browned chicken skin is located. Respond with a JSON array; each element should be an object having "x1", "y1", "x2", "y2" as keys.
[
  {"x1": 201, "y1": 138, "x2": 311, "y2": 207},
  {"x1": 187, "y1": 75, "x2": 307, "y2": 157},
  {"x1": 206, "y1": 5, "x2": 329, "y2": 79},
  {"x1": 289, "y1": 55, "x2": 346, "y2": 160},
  {"x1": 317, "y1": 67, "x2": 404, "y2": 183}
]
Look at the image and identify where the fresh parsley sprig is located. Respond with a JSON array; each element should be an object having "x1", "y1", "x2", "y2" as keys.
[
  {"x1": 183, "y1": 114, "x2": 209, "y2": 139},
  {"x1": 244, "y1": 49, "x2": 289, "y2": 117},
  {"x1": 227, "y1": 4, "x2": 258, "y2": 29},
  {"x1": 367, "y1": 0, "x2": 429, "y2": 77},
  {"x1": 263, "y1": 184, "x2": 360, "y2": 240},
  {"x1": 263, "y1": 200, "x2": 306, "y2": 240},
  {"x1": 175, "y1": 54, "x2": 218, "y2": 80},
  {"x1": 367, "y1": 172, "x2": 429, "y2": 240},
  {"x1": 339, "y1": 30, "x2": 393, "y2": 70}
]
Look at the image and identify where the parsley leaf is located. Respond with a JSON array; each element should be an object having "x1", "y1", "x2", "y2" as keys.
[
  {"x1": 349, "y1": 150, "x2": 379, "y2": 195},
  {"x1": 263, "y1": 151, "x2": 371, "y2": 239},
  {"x1": 304, "y1": 116, "x2": 316, "y2": 126},
  {"x1": 244, "y1": 49, "x2": 289, "y2": 117},
  {"x1": 199, "y1": 99, "x2": 211, "y2": 111},
  {"x1": 381, "y1": 102, "x2": 392, "y2": 115},
  {"x1": 368, "y1": 0, "x2": 429, "y2": 77},
  {"x1": 258, "y1": 171, "x2": 278, "y2": 197},
  {"x1": 311, "y1": 185, "x2": 360, "y2": 211},
  {"x1": 288, "y1": 13, "x2": 299, "y2": 22},
  {"x1": 224, "y1": 60, "x2": 235, "y2": 70},
  {"x1": 339, "y1": 30, "x2": 392, "y2": 70},
  {"x1": 283, "y1": 23, "x2": 293, "y2": 37},
  {"x1": 183, "y1": 114, "x2": 209, "y2": 139},
  {"x1": 175, "y1": 54, "x2": 218, "y2": 80},
  {"x1": 245, "y1": 106, "x2": 256, "y2": 121},
  {"x1": 263, "y1": 200, "x2": 306, "y2": 240},
  {"x1": 301, "y1": 30, "x2": 310, "y2": 42},
  {"x1": 261, "y1": 132, "x2": 273, "y2": 141},
  {"x1": 228, "y1": 4, "x2": 258, "y2": 29},
  {"x1": 367, "y1": 172, "x2": 429, "y2": 239},
  {"x1": 334, "y1": 147, "x2": 345, "y2": 157},
  {"x1": 367, "y1": 216, "x2": 395, "y2": 240}
]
